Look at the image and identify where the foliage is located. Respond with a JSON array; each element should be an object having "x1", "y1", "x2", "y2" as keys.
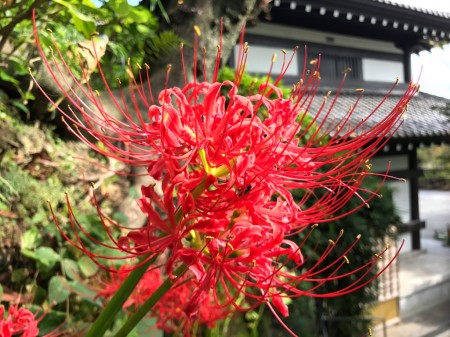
[
  {"x1": 307, "y1": 177, "x2": 399, "y2": 337},
  {"x1": 0, "y1": 101, "x2": 133, "y2": 334},
  {"x1": 418, "y1": 144, "x2": 450, "y2": 189},
  {"x1": 0, "y1": 0, "x2": 178, "y2": 114}
]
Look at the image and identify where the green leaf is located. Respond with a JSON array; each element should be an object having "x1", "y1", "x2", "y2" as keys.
[
  {"x1": 78, "y1": 256, "x2": 98, "y2": 277},
  {"x1": 0, "y1": 69, "x2": 19, "y2": 85},
  {"x1": 108, "y1": 0, "x2": 129, "y2": 16},
  {"x1": 127, "y1": 7, "x2": 152, "y2": 24},
  {"x1": 70, "y1": 11, "x2": 96, "y2": 37},
  {"x1": 11, "y1": 268, "x2": 28, "y2": 283},
  {"x1": 0, "y1": 284, "x2": 3, "y2": 301},
  {"x1": 11, "y1": 101, "x2": 29, "y2": 114},
  {"x1": 48, "y1": 276, "x2": 71, "y2": 304},
  {"x1": 62, "y1": 258, "x2": 80, "y2": 280},
  {"x1": 52, "y1": 0, "x2": 96, "y2": 37},
  {"x1": 35, "y1": 309, "x2": 66, "y2": 335},
  {"x1": 30, "y1": 211, "x2": 47, "y2": 225},
  {"x1": 34, "y1": 247, "x2": 61, "y2": 271},
  {"x1": 20, "y1": 227, "x2": 43, "y2": 251},
  {"x1": 67, "y1": 280, "x2": 102, "y2": 305}
]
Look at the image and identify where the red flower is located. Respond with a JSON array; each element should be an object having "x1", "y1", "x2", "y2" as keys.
[
  {"x1": 33, "y1": 15, "x2": 416, "y2": 335},
  {"x1": 96, "y1": 266, "x2": 230, "y2": 335},
  {"x1": 0, "y1": 305, "x2": 39, "y2": 337}
]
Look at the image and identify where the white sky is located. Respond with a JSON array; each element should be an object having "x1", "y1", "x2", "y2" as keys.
[{"x1": 392, "y1": 0, "x2": 450, "y2": 98}]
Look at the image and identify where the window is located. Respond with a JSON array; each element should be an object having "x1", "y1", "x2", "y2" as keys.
[{"x1": 319, "y1": 54, "x2": 362, "y2": 80}]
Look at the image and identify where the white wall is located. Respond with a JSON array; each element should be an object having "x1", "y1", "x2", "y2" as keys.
[
  {"x1": 362, "y1": 58, "x2": 405, "y2": 83},
  {"x1": 370, "y1": 154, "x2": 412, "y2": 253},
  {"x1": 233, "y1": 45, "x2": 299, "y2": 76}
]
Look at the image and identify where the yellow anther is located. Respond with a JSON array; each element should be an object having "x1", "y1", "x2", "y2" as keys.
[
  {"x1": 126, "y1": 67, "x2": 134, "y2": 78},
  {"x1": 47, "y1": 28, "x2": 53, "y2": 33},
  {"x1": 395, "y1": 77, "x2": 400, "y2": 85},
  {"x1": 252, "y1": 260, "x2": 256, "y2": 267},
  {"x1": 116, "y1": 78, "x2": 121, "y2": 85},
  {"x1": 368, "y1": 327, "x2": 373, "y2": 336},
  {"x1": 91, "y1": 32, "x2": 99, "y2": 36},
  {"x1": 339, "y1": 229, "x2": 344, "y2": 236},
  {"x1": 356, "y1": 88, "x2": 365, "y2": 93},
  {"x1": 95, "y1": 90, "x2": 100, "y2": 97},
  {"x1": 205, "y1": 236, "x2": 214, "y2": 240},
  {"x1": 328, "y1": 239, "x2": 335, "y2": 245},
  {"x1": 127, "y1": 57, "x2": 131, "y2": 66},
  {"x1": 136, "y1": 63, "x2": 142, "y2": 70},
  {"x1": 311, "y1": 223, "x2": 319, "y2": 229},
  {"x1": 272, "y1": 53, "x2": 277, "y2": 63},
  {"x1": 226, "y1": 242, "x2": 234, "y2": 251},
  {"x1": 193, "y1": 25, "x2": 201, "y2": 36},
  {"x1": 310, "y1": 59, "x2": 317, "y2": 65},
  {"x1": 343, "y1": 255, "x2": 350, "y2": 264},
  {"x1": 145, "y1": 63, "x2": 150, "y2": 69},
  {"x1": 326, "y1": 91, "x2": 331, "y2": 98},
  {"x1": 281, "y1": 49, "x2": 287, "y2": 54},
  {"x1": 356, "y1": 234, "x2": 361, "y2": 240},
  {"x1": 386, "y1": 243, "x2": 390, "y2": 249},
  {"x1": 166, "y1": 64, "x2": 172, "y2": 73}
]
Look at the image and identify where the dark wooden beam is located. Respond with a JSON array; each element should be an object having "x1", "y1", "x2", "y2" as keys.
[{"x1": 408, "y1": 148, "x2": 421, "y2": 250}]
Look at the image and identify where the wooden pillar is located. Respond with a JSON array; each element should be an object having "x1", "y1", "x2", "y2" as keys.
[
  {"x1": 408, "y1": 147, "x2": 421, "y2": 250},
  {"x1": 402, "y1": 44, "x2": 412, "y2": 83}
]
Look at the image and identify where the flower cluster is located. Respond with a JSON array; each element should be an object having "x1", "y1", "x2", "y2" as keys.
[
  {"x1": 96, "y1": 265, "x2": 229, "y2": 334},
  {"x1": 33, "y1": 18, "x2": 417, "y2": 335},
  {"x1": 0, "y1": 305, "x2": 39, "y2": 337}
]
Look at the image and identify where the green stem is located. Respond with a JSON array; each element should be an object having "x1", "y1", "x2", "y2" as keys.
[
  {"x1": 85, "y1": 255, "x2": 156, "y2": 337},
  {"x1": 113, "y1": 263, "x2": 188, "y2": 337}
]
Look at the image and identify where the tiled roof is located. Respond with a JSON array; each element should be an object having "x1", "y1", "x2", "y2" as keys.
[
  {"x1": 374, "y1": 0, "x2": 450, "y2": 19},
  {"x1": 270, "y1": 1, "x2": 450, "y2": 47},
  {"x1": 307, "y1": 87, "x2": 450, "y2": 143}
]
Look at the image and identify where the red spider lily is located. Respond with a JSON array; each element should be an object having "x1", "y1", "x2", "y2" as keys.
[
  {"x1": 32, "y1": 14, "x2": 417, "y2": 336},
  {"x1": 0, "y1": 303, "x2": 65, "y2": 337},
  {"x1": 96, "y1": 265, "x2": 230, "y2": 336},
  {"x1": 0, "y1": 305, "x2": 39, "y2": 337}
]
